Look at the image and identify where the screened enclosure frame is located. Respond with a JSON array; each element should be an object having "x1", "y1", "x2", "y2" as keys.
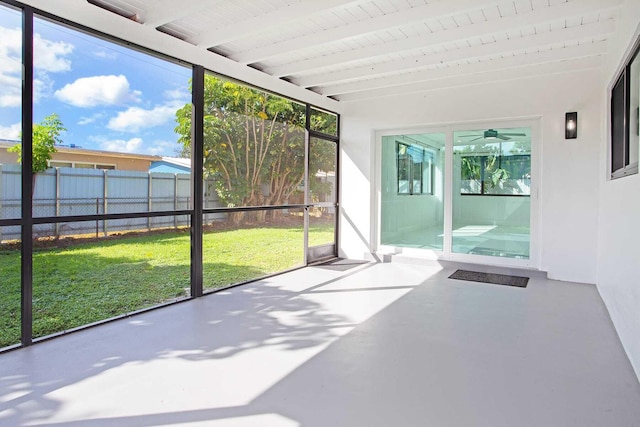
[{"x1": 0, "y1": 1, "x2": 340, "y2": 350}]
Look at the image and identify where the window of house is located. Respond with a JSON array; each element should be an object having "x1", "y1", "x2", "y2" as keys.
[
  {"x1": 49, "y1": 161, "x2": 72, "y2": 168},
  {"x1": 460, "y1": 154, "x2": 530, "y2": 196},
  {"x1": 74, "y1": 163, "x2": 94, "y2": 169},
  {"x1": 48, "y1": 161, "x2": 116, "y2": 169},
  {"x1": 610, "y1": 35, "x2": 640, "y2": 179},
  {"x1": 397, "y1": 141, "x2": 433, "y2": 195}
]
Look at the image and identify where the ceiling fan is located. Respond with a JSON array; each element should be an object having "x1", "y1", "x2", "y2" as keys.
[{"x1": 458, "y1": 129, "x2": 526, "y2": 142}]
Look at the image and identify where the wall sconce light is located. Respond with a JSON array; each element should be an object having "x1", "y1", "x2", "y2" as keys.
[{"x1": 565, "y1": 112, "x2": 577, "y2": 139}]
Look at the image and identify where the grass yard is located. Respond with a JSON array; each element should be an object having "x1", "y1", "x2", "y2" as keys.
[{"x1": 0, "y1": 224, "x2": 333, "y2": 348}]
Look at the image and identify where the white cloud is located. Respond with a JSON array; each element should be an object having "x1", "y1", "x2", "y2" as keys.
[
  {"x1": 0, "y1": 74, "x2": 51, "y2": 107},
  {"x1": 0, "y1": 26, "x2": 74, "y2": 107},
  {"x1": 163, "y1": 88, "x2": 190, "y2": 102},
  {"x1": 77, "y1": 113, "x2": 105, "y2": 125},
  {"x1": 100, "y1": 137, "x2": 143, "y2": 153},
  {"x1": 145, "y1": 140, "x2": 178, "y2": 156},
  {"x1": 0, "y1": 122, "x2": 21, "y2": 140},
  {"x1": 0, "y1": 27, "x2": 24, "y2": 107},
  {"x1": 107, "y1": 102, "x2": 179, "y2": 133},
  {"x1": 94, "y1": 50, "x2": 117, "y2": 60},
  {"x1": 0, "y1": 26, "x2": 73, "y2": 75},
  {"x1": 55, "y1": 75, "x2": 141, "y2": 108},
  {"x1": 0, "y1": 74, "x2": 21, "y2": 107},
  {"x1": 33, "y1": 32, "x2": 73, "y2": 73},
  {"x1": 0, "y1": 27, "x2": 21, "y2": 75},
  {"x1": 34, "y1": 75, "x2": 54, "y2": 105}
]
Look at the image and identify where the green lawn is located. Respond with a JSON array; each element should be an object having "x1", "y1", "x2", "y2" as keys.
[{"x1": 0, "y1": 224, "x2": 333, "y2": 348}]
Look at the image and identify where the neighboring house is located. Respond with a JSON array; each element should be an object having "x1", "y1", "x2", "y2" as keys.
[
  {"x1": 149, "y1": 157, "x2": 191, "y2": 174},
  {"x1": 0, "y1": 140, "x2": 161, "y2": 171}
]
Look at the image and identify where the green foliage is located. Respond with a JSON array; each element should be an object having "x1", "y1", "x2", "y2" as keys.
[
  {"x1": 483, "y1": 155, "x2": 509, "y2": 189},
  {"x1": 175, "y1": 76, "x2": 335, "y2": 218},
  {"x1": 461, "y1": 154, "x2": 509, "y2": 189},
  {"x1": 461, "y1": 156, "x2": 480, "y2": 181},
  {"x1": 8, "y1": 114, "x2": 66, "y2": 173},
  {"x1": 310, "y1": 108, "x2": 338, "y2": 135},
  {"x1": 0, "y1": 225, "x2": 334, "y2": 347}
]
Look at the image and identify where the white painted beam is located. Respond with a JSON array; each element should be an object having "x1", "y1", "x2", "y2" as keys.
[
  {"x1": 230, "y1": 0, "x2": 506, "y2": 64},
  {"x1": 293, "y1": 19, "x2": 615, "y2": 88},
  {"x1": 19, "y1": 0, "x2": 341, "y2": 113},
  {"x1": 264, "y1": 0, "x2": 621, "y2": 77},
  {"x1": 334, "y1": 55, "x2": 602, "y2": 102},
  {"x1": 188, "y1": 0, "x2": 364, "y2": 47},
  {"x1": 142, "y1": 0, "x2": 219, "y2": 28},
  {"x1": 322, "y1": 41, "x2": 606, "y2": 97}
]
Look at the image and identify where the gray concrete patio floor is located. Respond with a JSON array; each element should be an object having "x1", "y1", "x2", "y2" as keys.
[{"x1": 1, "y1": 261, "x2": 639, "y2": 426}]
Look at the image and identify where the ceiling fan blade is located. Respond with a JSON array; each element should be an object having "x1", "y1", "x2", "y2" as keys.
[
  {"x1": 499, "y1": 133, "x2": 526, "y2": 136},
  {"x1": 497, "y1": 135, "x2": 511, "y2": 140},
  {"x1": 457, "y1": 134, "x2": 480, "y2": 138},
  {"x1": 469, "y1": 136, "x2": 483, "y2": 142}
]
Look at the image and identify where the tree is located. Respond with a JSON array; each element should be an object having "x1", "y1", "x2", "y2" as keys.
[
  {"x1": 175, "y1": 76, "x2": 334, "y2": 224},
  {"x1": 9, "y1": 113, "x2": 66, "y2": 174},
  {"x1": 458, "y1": 142, "x2": 510, "y2": 191}
]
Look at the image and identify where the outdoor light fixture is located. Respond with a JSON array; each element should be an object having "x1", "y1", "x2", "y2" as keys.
[{"x1": 565, "y1": 112, "x2": 578, "y2": 139}]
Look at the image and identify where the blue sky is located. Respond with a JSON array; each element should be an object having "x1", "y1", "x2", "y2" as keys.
[{"x1": 0, "y1": 6, "x2": 192, "y2": 157}]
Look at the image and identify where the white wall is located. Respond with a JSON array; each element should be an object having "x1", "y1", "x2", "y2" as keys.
[
  {"x1": 340, "y1": 67, "x2": 602, "y2": 284},
  {"x1": 597, "y1": 0, "x2": 640, "y2": 381}
]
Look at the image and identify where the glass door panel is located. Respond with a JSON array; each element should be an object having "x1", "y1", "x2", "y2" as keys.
[
  {"x1": 307, "y1": 137, "x2": 337, "y2": 262},
  {"x1": 452, "y1": 127, "x2": 531, "y2": 259},
  {"x1": 380, "y1": 133, "x2": 445, "y2": 250}
]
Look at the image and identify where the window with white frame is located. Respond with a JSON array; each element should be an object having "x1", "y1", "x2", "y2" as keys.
[
  {"x1": 49, "y1": 161, "x2": 116, "y2": 170},
  {"x1": 611, "y1": 35, "x2": 640, "y2": 179},
  {"x1": 396, "y1": 141, "x2": 433, "y2": 195}
]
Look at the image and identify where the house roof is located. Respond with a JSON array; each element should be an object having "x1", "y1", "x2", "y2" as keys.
[
  {"x1": 51, "y1": 0, "x2": 622, "y2": 104},
  {"x1": 159, "y1": 157, "x2": 191, "y2": 169},
  {"x1": 0, "y1": 140, "x2": 161, "y2": 161}
]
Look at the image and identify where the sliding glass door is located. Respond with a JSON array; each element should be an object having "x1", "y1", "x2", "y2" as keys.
[
  {"x1": 378, "y1": 123, "x2": 535, "y2": 267},
  {"x1": 452, "y1": 127, "x2": 531, "y2": 259},
  {"x1": 380, "y1": 133, "x2": 445, "y2": 250}
]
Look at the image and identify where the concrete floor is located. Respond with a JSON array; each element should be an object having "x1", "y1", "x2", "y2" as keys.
[{"x1": 1, "y1": 261, "x2": 639, "y2": 427}]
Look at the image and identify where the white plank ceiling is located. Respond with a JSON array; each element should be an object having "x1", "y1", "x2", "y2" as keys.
[{"x1": 87, "y1": 0, "x2": 621, "y2": 102}]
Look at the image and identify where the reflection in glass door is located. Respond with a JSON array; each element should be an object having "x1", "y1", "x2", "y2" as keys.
[
  {"x1": 380, "y1": 133, "x2": 446, "y2": 250},
  {"x1": 452, "y1": 127, "x2": 531, "y2": 259}
]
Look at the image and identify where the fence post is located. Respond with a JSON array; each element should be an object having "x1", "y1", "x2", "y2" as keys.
[
  {"x1": 95, "y1": 197, "x2": 99, "y2": 238},
  {"x1": 103, "y1": 169, "x2": 108, "y2": 237},
  {"x1": 174, "y1": 173, "x2": 178, "y2": 229},
  {"x1": 147, "y1": 172, "x2": 152, "y2": 232},
  {"x1": 55, "y1": 167, "x2": 60, "y2": 237}
]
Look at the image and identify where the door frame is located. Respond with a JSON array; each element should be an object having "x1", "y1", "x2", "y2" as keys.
[
  {"x1": 373, "y1": 117, "x2": 541, "y2": 269},
  {"x1": 305, "y1": 133, "x2": 340, "y2": 264}
]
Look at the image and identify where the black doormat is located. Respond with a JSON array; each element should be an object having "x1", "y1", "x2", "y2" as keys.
[
  {"x1": 314, "y1": 258, "x2": 369, "y2": 271},
  {"x1": 448, "y1": 269, "x2": 529, "y2": 288}
]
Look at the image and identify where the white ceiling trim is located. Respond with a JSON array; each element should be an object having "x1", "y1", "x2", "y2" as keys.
[
  {"x1": 334, "y1": 55, "x2": 603, "y2": 102},
  {"x1": 322, "y1": 41, "x2": 607, "y2": 97},
  {"x1": 142, "y1": 0, "x2": 219, "y2": 28},
  {"x1": 294, "y1": 19, "x2": 615, "y2": 88},
  {"x1": 263, "y1": 0, "x2": 621, "y2": 77},
  {"x1": 228, "y1": 0, "x2": 507, "y2": 65},
  {"x1": 19, "y1": 0, "x2": 342, "y2": 112},
  {"x1": 188, "y1": 0, "x2": 364, "y2": 47},
  {"x1": 19, "y1": 0, "x2": 623, "y2": 106}
]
